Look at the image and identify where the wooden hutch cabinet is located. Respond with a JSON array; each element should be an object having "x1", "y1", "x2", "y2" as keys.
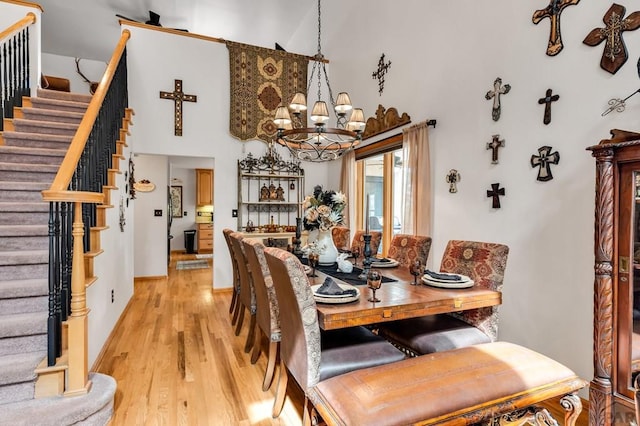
[
  {"x1": 196, "y1": 168, "x2": 213, "y2": 206},
  {"x1": 588, "y1": 129, "x2": 640, "y2": 424}
]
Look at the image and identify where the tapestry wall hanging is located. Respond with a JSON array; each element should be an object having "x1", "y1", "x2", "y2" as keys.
[{"x1": 226, "y1": 41, "x2": 309, "y2": 143}]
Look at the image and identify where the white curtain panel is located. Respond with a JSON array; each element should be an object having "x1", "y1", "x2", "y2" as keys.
[{"x1": 402, "y1": 122, "x2": 431, "y2": 236}]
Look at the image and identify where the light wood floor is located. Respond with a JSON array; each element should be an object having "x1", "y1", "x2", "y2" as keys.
[
  {"x1": 94, "y1": 252, "x2": 304, "y2": 425},
  {"x1": 94, "y1": 252, "x2": 588, "y2": 425}
]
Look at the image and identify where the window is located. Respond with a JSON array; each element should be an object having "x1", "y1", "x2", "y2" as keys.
[{"x1": 356, "y1": 141, "x2": 404, "y2": 256}]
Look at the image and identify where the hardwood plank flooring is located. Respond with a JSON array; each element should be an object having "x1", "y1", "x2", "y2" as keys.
[
  {"x1": 94, "y1": 252, "x2": 588, "y2": 425},
  {"x1": 94, "y1": 253, "x2": 304, "y2": 425}
]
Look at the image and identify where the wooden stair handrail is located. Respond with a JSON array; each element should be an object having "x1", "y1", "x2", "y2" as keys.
[
  {"x1": 45, "y1": 29, "x2": 131, "y2": 199},
  {"x1": 0, "y1": 12, "x2": 36, "y2": 44}
]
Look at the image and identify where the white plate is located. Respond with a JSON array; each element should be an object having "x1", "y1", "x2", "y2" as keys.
[
  {"x1": 370, "y1": 258, "x2": 399, "y2": 268},
  {"x1": 311, "y1": 283, "x2": 360, "y2": 304},
  {"x1": 422, "y1": 272, "x2": 471, "y2": 284},
  {"x1": 421, "y1": 276, "x2": 475, "y2": 289}
]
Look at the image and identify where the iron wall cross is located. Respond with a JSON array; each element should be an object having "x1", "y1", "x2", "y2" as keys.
[
  {"x1": 485, "y1": 78, "x2": 511, "y2": 121},
  {"x1": 486, "y1": 134, "x2": 505, "y2": 164},
  {"x1": 583, "y1": 3, "x2": 640, "y2": 75},
  {"x1": 372, "y1": 54, "x2": 391, "y2": 96},
  {"x1": 160, "y1": 79, "x2": 198, "y2": 136},
  {"x1": 531, "y1": 146, "x2": 560, "y2": 181},
  {"x1": 532, "y1": 0, "x2": 581, "y2": 56},
  {"x1": 538, "y1": 89, "x2": 560, "y2": 125},
  {"x1": 487, "y1": 183, "x2": 505, "y2": 209}
]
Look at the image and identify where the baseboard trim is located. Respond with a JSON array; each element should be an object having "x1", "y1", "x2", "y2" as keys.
[
  {"x1": 213, "y1": 288, "x2": 233, "y2": 295},
  {"x1": 91, "y1": 296, "x2": 135, "y2": 372},
  {"x1": 134, "y1": 275, "x2": 167, "y2": 281}
]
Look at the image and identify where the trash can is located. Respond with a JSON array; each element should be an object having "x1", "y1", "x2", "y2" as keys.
[{"x1": 184, "y1": 229, "x2": 196, "y2": 254}]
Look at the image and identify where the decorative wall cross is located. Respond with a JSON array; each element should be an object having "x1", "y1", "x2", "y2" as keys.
[
  {"x1": 372, "y1": 54, "x2": 391, "y2": 96},
  {"x1": 538, "y1": 89, "x2": 560, "y2": 125},
  {"x1": 446, "y1": 169, "x2": 461, "y2": 193},
  {"x1": 531, "y1": 146, "x2": 560, "y2": 181},
  {"x1": 486, "y1": 134, "x2": 505, "y2": 164},
  {"x1": 532, "y1": 0, "x2": 581, "y2": 56},
  {"x1": 583, "y1": 4, "x2": 640, "y2": 74},
  {"x1": 159, "y1": 79, "x2": 198, "y2": 136},
  {"x1": 487, "y1": 183, "x2": 505, "y2": 209},
  {"x1": 485, "y1": 77, "x2": 511, "y2": 121}
]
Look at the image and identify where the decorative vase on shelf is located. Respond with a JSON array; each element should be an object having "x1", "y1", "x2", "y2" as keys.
[{"x1": 315, "y1": 228, "x2": 339, "y2": 265}]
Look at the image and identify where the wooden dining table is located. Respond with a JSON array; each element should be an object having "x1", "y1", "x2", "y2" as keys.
[{"x1": 311, "y1": 265, "x2": 501, "y2": 331}]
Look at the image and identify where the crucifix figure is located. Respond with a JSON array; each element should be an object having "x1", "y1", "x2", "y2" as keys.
[
  {"x1": 372, "y1": 54, "x2": 391, "y2": 96},
  {"x1": 486, "y1": 134, "x2": 505, "y2": 164},
  {"x1": 486, "y1": 183, "x2": 505, "y2": 209},
  {"x1": 485, "y1": 78, "x2": 511, "y2": 121},
  {"x1": 446, "y1": 169, "x2": 461, "y2": 193},
  {"x1": 532, "y1": 0, "x2": 581, "y2": 56},
  {"x1": 160, "y1": 79, "x2": 197, "y2": 136},
  {"x1": 583, "y1": 4, "x2": 640, "y2": 74},
  {"x1": 538, "y1": 89, "x2": 560, "y2": 125},
  {"x1": 531, "y1": 146, "x2": 560, "y2": 182}
]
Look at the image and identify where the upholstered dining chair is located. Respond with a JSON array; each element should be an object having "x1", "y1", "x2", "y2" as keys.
[
  {"x1": 242, "y1": 238, "x2": 281, "y2": 391},
  {"x1": 331, "y1": 226, "x2": 350, "y2": 252},
  {"x1": 222, "y1": 229, "x2": 241, "y2": 323},
  {"x1": 263, "y1": 247, "x2": 405, "y2": 422},
  {"x1": 377, "y1": 240, "x2": 509, "y2": 357},
  {"x1": 228, "y1": 232, "x2": 256, "y2": 353},
  {"x1": 351, "y1": 230, "x2": 382, "y2": 257},
  {"x1": 386, "y1": 234, "x2": 432, "y2": 268}
]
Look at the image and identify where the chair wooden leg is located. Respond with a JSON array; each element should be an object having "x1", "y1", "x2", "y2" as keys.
[
  {"x1": 244, "y1": 313, "x2": 256, "y2": 353},
  {"x1": 251, "y1": 325, "x2": 262, "y2": 364},
  {"x1": 302, "y1": 398, "x2": 312, "y2": 426},
  {"x1": 231, "y1": 295, "x2": 241, "y2": 326},
  {"x1": 228, "y1": 289, "x2": 238, "y2": 315},
  {"x1": 262, "y1": 341, "x2": 278, "y2": 391},
  {"x1": 272, "y1": 360, "x2": 288, "y2": 418},
  {"x1": 234, "y1": 305, "x2": 245, "y2": 336}
]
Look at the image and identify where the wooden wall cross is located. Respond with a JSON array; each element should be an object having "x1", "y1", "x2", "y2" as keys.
[
  {"x1": 159, "y1": 79, "x2": 198, "y2": 136},
  {"x1": 485, "y1": 78, "x2": 511, "y2": 121},
  {"x1": 532, "y1": 0, "x2": 581, "y2": 56},
  {"x1": 371, "y1": 54, "x2": 391, "y2": 96},
  {"x1": 531, "y1": 146, "x2": 560, "y2": 181},
  {"x1": 486, "y1": 183, "x2": 505, "y2": 209},
  {"x1": 538, "y1": 88, "x2": 560, "y2": 125},
  {"x1": 583, "y1": 4, "x2": 640, "y2": 74},
  {"x1": 486, "y1": 134, "x2": 505, "y2": 164}
]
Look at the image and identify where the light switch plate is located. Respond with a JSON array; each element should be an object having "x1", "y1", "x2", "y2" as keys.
[{"x1": 154, "y1": 210, "x2": 162, "y2": 217}]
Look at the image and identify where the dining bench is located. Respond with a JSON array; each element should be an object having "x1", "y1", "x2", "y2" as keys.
[{"x1": 306, "y1": 341, "x2": 587, "y2": 425}]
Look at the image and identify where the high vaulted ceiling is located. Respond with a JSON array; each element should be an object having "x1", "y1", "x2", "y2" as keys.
[{"x1": 34, "y1": 0, "x2": 315, "y2": 62}]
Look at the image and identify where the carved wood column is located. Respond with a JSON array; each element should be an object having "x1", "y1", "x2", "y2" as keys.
[{"x1": 590, "y1": 147, "x2": 615, "y2": 425}]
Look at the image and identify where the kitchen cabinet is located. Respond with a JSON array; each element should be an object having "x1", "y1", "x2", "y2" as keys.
[
  {"x1": 197, "y1": 223, "x2": 213, "y2": 253},
  {"x1": 196, "y1": 168, "x2": 213, "y2": 206}
]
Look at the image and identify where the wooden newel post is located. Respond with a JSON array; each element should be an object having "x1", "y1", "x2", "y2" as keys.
[{"x1": 66, "y1": 202, "x2": 91, "y2": 395}]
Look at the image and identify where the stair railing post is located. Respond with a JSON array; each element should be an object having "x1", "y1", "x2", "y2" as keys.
[{"x1": 65, "y1": 201, "x2": 91, "y2": 396}]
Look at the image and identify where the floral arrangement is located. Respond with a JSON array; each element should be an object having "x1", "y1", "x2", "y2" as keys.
[{"x1": 302, "y1": 185, "x2": 346, "y2": 232}]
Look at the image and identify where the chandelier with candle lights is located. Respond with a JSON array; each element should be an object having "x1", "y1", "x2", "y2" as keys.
[{"x1": 274, "y1": 0, "x2": 365, "y2": 162}]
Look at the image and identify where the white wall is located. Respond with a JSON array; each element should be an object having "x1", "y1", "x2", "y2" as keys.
[
  {"x1": 41, "y1": 53, "x2": 106, "y2": 95},
  {"x1": 123, "y1": 24, "x2": 332, "y2": 289},
  {"x1": 0, "y1": 1, "x2": 42, "y2": 96},
  {"x1": 317, "y1": 0, "x2": 640, "y2": 391},
  {"x1": 169, "y1": 166, "x2": 197, "y2": 251}
]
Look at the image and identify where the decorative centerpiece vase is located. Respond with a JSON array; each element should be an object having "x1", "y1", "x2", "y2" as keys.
[{"x1": 316, "y1": 228, "x2": 339, "y2": 265}]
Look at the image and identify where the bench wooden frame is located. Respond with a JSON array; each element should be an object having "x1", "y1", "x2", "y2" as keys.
[{"x1": 307, "y1": 342, "x2": 587, "y2": 426}]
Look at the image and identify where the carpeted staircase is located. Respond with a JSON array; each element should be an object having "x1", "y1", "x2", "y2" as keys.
[{"x1": 0, "y1": 88, "x2": 116, "y2": 424}]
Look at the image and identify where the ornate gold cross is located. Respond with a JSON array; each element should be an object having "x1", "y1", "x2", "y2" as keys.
[{"x1": 160, "y1": 79, "x2": 197, "y2": 136}]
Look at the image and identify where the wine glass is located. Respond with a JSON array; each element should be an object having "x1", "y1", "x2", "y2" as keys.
[
  {"x1": 308, "y1": 253, "x2": 319, "y2": 278},
  {"x1": 410, "y1": 259, "x2": 423, "y2": 286},
  {"x1": 367, "y1": 270, "x2": 382, "y2": 302}
]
